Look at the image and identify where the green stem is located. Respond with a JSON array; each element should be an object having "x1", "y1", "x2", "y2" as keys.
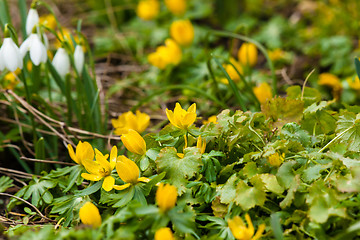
[{"x1": 318, "y1": 127, "x2": 352, "y2": 153}]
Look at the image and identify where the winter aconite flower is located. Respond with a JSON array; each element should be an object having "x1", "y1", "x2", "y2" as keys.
[
  {"x1": 222, "y1": 58, "x2": 243, "y2": 84},
  {"x1": 166, "y1": 102, "x2": 197, "y2": 129},
  {"x1": 268, "y1": 152, "x2": 285, "y2": 167},
  {"x1": 202, "y1": 115, "x2": 218, "y2": 125},
  {"x1": 121, "y1": 129, "x2": 147, "y2": 156},
  {"x1": 347, "y1": 76, "x2": 360, "y2": 90},
  {"x1": 26, "y1": 8, "x2": 39, "y2": 35},
  {"x1": 20, "y1": 33, "x2": 47, "y2": 66},
  {"x1": 165, "y1": 0, "x2": 186, "y2": 16},
  {"x1": 79, "y1": 202, "x2": 102, "y2": 228},
  {"x1": 39, "y1": 14, "x2": 57, "y2": 29},
  {"x1": 74, "y1": 44, "x2": 85, "y2": 75},
  {"x1": 318, "y1": 73, "x2": 342, "y2": 99},
  {"x1": 155, "y1": 227, "x2": 175, "y2": 240},
  {"x1": 228, "y1": 214, "x2": 265, "y2": 240},
  {"x1": 136, "y1": 0, "x2": 160, "y2": 21},
  {"x1": 0, "y1": 38, "x2": 23, "y2": 72},
  {"x1": 156, "y1": 183, "x2": 177, "y2": 212},
  {"x1": 81, "y1": 146, "x2": 118, "y2": 191},
  {"x1": 112, "y1": 110, "x2": 150, "y2": 135},
  {"x1": 52, "y1": 48, "x2": 70, "y2": 77},
  {"x1": 114, "y1": 156, "x2": 150, "y2": 190},
  {"x1": 148, "y1": 39, "x2": 182, "y2": 69},
  {"x1": 253, "y1": 82, "x2": 272, "y2": 105},
  {"x1": 238, "y1": 42, "x2": 258, "y2": 67},
  {"x1": 170, "y1": 20, "x2": 194, "y2": 46},
  {"x1": 2, "y1": 72, "x2": 19, "y2": 90},
  {"x1": 67, "y1": 141, "x2": 94, "y2": 166}
]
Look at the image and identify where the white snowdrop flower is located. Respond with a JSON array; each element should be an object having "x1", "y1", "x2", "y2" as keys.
[
  {"x1": 0, "y1": 38, "x2": 23, "y2": 72},
  {"x1": 74, "y1": 45, "x2": 84, "y2": 75},
  {"x1": 0, "y1": 52, "x2": 5, "y2": 71},
  {"x1": 52, "y1": 48, "x2": 70, "y2": 77},
  {"x1": 20, "y1": 33, "x2": 47, "y2": 66},
  {"x1": 26, "y1": 8, "x2": 39, "y2": 35}
]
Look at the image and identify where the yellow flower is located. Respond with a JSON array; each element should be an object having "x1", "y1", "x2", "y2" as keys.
[
  {"x1": 121, "y1": 129, "x2": 147, "y2": 155},
  {"x1": 202, "y1": 115, "x2": 218, "y2": 125},
  {"x1": 222, "y1": 58, "x2": 244, "y2": 84},
  {"x1": 347, "y1": 76, "x2": 360, "y2": 90},
  {"x1": 114, "y1": 155, "x2": 150, "y2": 190},
  {"x1": 166, "y1": 102, "x2": 197, "y2": 129},
  {"x1": 228, "y1": 214, "x2": 265, "y2": 240},
  {"x1": 268, "y1": 48, "x2": 285, "y2": 61},
  {"x1": 39, "y1": 14, "x2": 57, "y2": 29},
  {"x1": 67, "y1": 141, "x2": 94, "y2": 166},
  {"x1": 55, "y1": 28, "x2": 79, "y2": 50},
  {"x1": 79, "y1": 202, "x2": 102, "y2": 228},
  {"x1": 156, "y1": 183, "x2": 177, "y2": 212},
  {"x1": 155, "y1": 227, "x2": 175, "y2": 240},
  {"x1": 112, "y1": 110, "x2": 150, "y2": 135},
  {"x1": 318, "y1": 73, "x2": 342, "y2": 99},
  {"x1": 165, "y1": 0, "x2": 186, "y2": 16},
  {"x1": 253, "y1": 82, "x2": 272, "y2": 104},
  {"x1": 267, "y1": 152, "x2": 285, "y2": 167},
  {"x1": 238, "y1": 42, "x2": 258, "y2": 67},
  {"x1": 170, "y1": 19, "x2": 194, "y2": 46},
  {"x1": 148, "y1": 39, "x2": 182, "y2": 69},
  {"x1": 81, "y1": 146, "x2": 118, "y2": 191},
  {"x1": 197, "y1": 136, "x2": 206, "y2": 154},
  {"x1": 136, "y1": 0, "x2": 160, "y2": 21},
  {"x1": 3, "y1": 72, "x2": 19, "y2": 90}
]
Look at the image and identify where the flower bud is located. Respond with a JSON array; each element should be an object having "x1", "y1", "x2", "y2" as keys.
[
  {"x1": 165, "y1": 0, "x2": 186, "y2": 16},
  {"x1": 52, "y1": 48, "x2": 70, "y2": 77},
  {"x1": 155, "y1": 227, "x2": 175, "y2": 240},
  {"x1": 136, "y1": 0, "x2": 160, "y2": 21},
  {"x1": 121, "y1": 129, "x2": 146, "y2": 155},
  {"x1": 79, "y1": 202, "x2": 102, "y2": 228},
  {"x1": 26, "y1": 8, "x2": 39, "y2": 35},
  {"x1": 0, "y1": 38, "x2": 23, "y2": 72},
  {"x1": 156, "y1": 183, "x2": 177, "y2": 212},
  {"x1": 116, "y1": 155, "x2": 140, "y2": 184},
  {"x1": 170, "y1": 20, "x2": 194, "y2": 46},
  {"x1": 74, "y1": 45, "x2": 85, "y2": 75},
  {"x1": 238, "y1": 42, "x2": 258, "y2": 67}
]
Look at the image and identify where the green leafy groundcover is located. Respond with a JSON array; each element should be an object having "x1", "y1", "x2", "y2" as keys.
[{"x1": 4, "y1": 90, "x2": 360, "y2": 239}]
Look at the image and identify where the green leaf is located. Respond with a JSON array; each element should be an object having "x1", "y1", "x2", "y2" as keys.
[
  {"x1": 335, "y1": 112, "x2": 360, "y2": 151},
  {"x1": 23, "y1": 177, "x2": 56, "y2": 207},
  {"x1": 301, "y1": 164, "x2": 331, "y2": 183},
  {"x1": 0, "y1": 176, "x2": 14, "y2": 193},
  {"x1": 156, "y1": 147, "x2": 202, "y2": 194},
  {"x1": 262, "y1": 97, "x2": 304, "y2": 128},
  {"x1": 280, "y1": 175, "x2": 300, "y2": 209},
  {"x1": 355, "y1": 58, "x2": 360, "y2": 79},
  {"x1": 75, "y1": 181, "x2": 102, "y2": 197},
  {"x1": 286, "y1": 86, "x2": 322, "y2": 107},
  {"x1": 257, "y1": 174, "x2": 284, "y2": 194}
]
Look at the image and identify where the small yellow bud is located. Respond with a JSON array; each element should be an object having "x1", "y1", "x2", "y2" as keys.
[
  {"x1": 318, "y1": 73, "x2": 342, "y2": 99},
  {"x1": 79, "y1": 202, "x2": 102, "y2": 228},
  {"x1": 155, "y1": 227, "x2": 175, "y2": 240},
  {"x1": 116, "y1": 155, "x2": 140, "y2": 184},
  {"x1": 121, "y1": 129, "x2": 147, "y2": 155},
  {"x1": 156, "y1": 183, "x2": 177, "y2": 212},
  {"x1": 148, "y1": 39, "x2": 182, "y2": 69},
  {"x1": 238, "y1": 42, "x2": 258, "y2": 67},
  {"x1": 136, "y1": 0, "x2": 160, "y2": 21},
  {"x1": 253, "y1": 82, "x2": 272, "y2": 105},
  {"x1": 267, "y1": 152, "x2": 285, "y2": 167},
  {"x1": 165, "y1": 0, "x2": 186, "y2": 16},
  {"x1": 170, "y1": 19, "x2": 194, "y2": 46}
]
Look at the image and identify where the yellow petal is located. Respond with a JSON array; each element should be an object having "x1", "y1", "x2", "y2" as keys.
[
  {"x1": 116, "y1": 155, "x2": 140, "y2": 184},
  {"x1": 94, "y1": 149, "x2": 112, "y2": 174},
  {"x1": 155, "y1": 227, "x2": 175, "y2": 240},
  {"x1": 102, "y1": 176, "x2": 115, "y2": 192},
  {"x1": 166, "y1": 108, "x2": 179, "y2": 128},
  {"x1": 82, "y1": 159, "x2": 102, "y2": 175},
  {"x1": 181, "y1": 112, "x2": 197, "y2": 128},
  {"x1": 253, "y1": 224, "x2": 266, "y2": 240},
  {"x1": 187, "y1": 103, "x2": 196, "y2": 113},
  {"x1": 109, "y1": 146, "x2": 118, "y2": 170},
  {"x1": 113, "y1": 183, "x2": 131, "y2": 191},
  {"x1": 137, "y1": 177, "x2": 151, "y2": 183},
  {"x1": 156, "y1": 183, "x2": 177, "y2": 212},
  {"x1": 76, "y1": 141, "x2": 94, "y2": 164},
  {"x1": 121, "y1": 129, "x2": 146, "y2": 155},
  {"x1": 79, "y1": 202, "x2": 102, "y2": 228},
  {"x1": 67, "y1": 144, "x2": 79, "y2": 165},
  {"x1": 81, "y1": 173, "x2": 102, "y2": 181}
]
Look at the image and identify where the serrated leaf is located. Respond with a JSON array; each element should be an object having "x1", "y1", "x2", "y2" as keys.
[
  {"x1": 302, "y1": 164, "x2": 331, "y2": 183},
  {"x1": 262, "y1": 97, "x2": 304, "y2": 128},
  {"x1": 277, "y1": 161, "x2": 296, "y2": 189},
  {"x1": 280, "y1": 175, "x2": 300, "y2": 209},
  {"x1": 156, "y1": 147, "x2": 202, "y2": 194},
  {"x1": 257, "y1": 174, "x2": 284, "y2": 194},
  {"x1": 335, "y1": 112, "x2": 360, "y2": 151},
  {"x1": 281, "y1": 123, "x2": 311, "y2": 148}
]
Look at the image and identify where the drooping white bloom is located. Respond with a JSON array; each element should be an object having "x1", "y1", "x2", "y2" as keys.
[
  {"x1": 0, "y1": 38, "x2": 23, "y2": 72},
  {"x1": 20, "y1": 33, "x2": 47, "y2": 66},
  {"x1": 52, "y1": 48, "x2": 70, "y2": 77},
  {"x1": 0, "y1": 52, "x2": 4, "y2": 71},
  {"x1": 74, "y1": 45, "x2": 84, "y2": 75},
  {"x1": 26, "y1": 8, "x2": 39, "y2": 35}
]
